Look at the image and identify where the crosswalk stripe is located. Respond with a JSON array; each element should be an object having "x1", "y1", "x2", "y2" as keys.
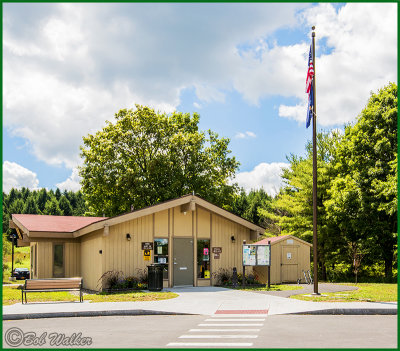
[
  {"x1": 199, "y1": 323, "x2": 263, "y2": 326},
  {"x1": 211, "y1": 315, "x2": 267, "y2": 318},
  {"x1": 167, "y1": 342, "x2": 253, "y2": 347},
  {"x1": 205, "y1": 318, "x2": 265, "y2": 322},
  {"x1": 179, "y1": 335, "x2": 258, "y2": 339},
  {"x1": 189, "y1": 329, "x2": 260, "y2": 332}
]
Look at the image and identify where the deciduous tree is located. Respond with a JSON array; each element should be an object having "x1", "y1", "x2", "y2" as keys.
[{"x1": 80, "y1": 105, "x2": 239, "y2": 216}]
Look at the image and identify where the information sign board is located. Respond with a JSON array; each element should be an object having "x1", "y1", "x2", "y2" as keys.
[{"x1": 243, "y1": 244, "x2": 270, "y2": 266}]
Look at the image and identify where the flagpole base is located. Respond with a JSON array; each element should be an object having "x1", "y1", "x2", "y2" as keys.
[{"x1": 312, "y1": 292, "x2": 321, "y2": 296}]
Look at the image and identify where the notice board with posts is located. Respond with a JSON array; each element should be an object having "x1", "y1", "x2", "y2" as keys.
[{"x1": 243, "y1": 244, "x2": 271, "y2": 266}]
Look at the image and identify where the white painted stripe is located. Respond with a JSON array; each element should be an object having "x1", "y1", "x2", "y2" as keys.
[
  {"x1": 167, "y1": 342, "x2": 253, "y2": 347},
  {"x1": 210, "y1": 313, "x2": 268, "y2": 319},
  {"x1": 199, "y1": 323, "x2": 263, "y2": 326},
  {"x1": 189, "y1": 329, "x2": 260, "y2": 332},
  {"x1": 179, "y1": 335, "x2": 258, "y2": 339},
  {"x1": 205, "y1": 318, "x2": 265, "y2": 321}
]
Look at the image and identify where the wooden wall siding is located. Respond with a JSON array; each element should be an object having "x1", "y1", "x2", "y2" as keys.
[
  {"x1": 36, "y1": 241, "x2": 52, "y2": 278},
  {"x1": 154, "y1": 210, "x2": 168, "y2": 237},
  {"x1": 210, "y1": 213, "x2": 251, "y2": 285},
  {"x1": 102, "y1": 215, "x2": 153, "y2": 281},
  {"x1": 253, "y1": 237, "x2": 311, "y2": 284},
  {"x1": 197, "y1": 279, "x2": 211, "y2": 287},
  {"x1": 173, "y1": 207, "x2": 192, "y2": 236},
  {"x1": 64, "y1": 243, "x2": 81, "y2": 277},
  {"x1": 197, "y1": 206, "x2": 211, "y2": 238},
  {"x1": 80, "y1": 230, "x2": 103, "y2": 291},
  {"x1": 271, "y1": 242, "x2": 281, "y2": 283}
]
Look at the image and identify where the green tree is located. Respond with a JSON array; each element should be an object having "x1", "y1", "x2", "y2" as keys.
[
  {"x1": 43, "y1": 198, "x2": 63, "y2": 216},
  {"x1": 54, "y1": 188, "x2": 62, "y2": 201},
  {"x1": 261, "y1": 131, "x2": 341, "y2": 279},
  {"x1": 37, "y1": 188, "x2": 49, "y2": 212},
  {"x1": 22, "y1": 195, "x2": 40, "y2": 214},
  {"x1": 232, "y1": 188, "x2": 272, "y2": 228},
  {"x1": 59, "y1": 195, "x2": 73, "y2": 216},
  {"x1": 80, "y1": 105, "x2": 239, "y2": 216},
  {"x1": 326, "y1": 83, "x2": 397, "y2": 279}
]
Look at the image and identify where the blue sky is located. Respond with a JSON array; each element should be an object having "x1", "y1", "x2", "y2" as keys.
[{"x1": 3, "y1": 3, "x2": 397, "y2": 195}]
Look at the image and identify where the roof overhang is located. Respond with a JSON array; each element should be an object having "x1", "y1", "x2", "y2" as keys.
[
  {"x1": 11, "y1": 195, "x2": 265, "y2": 240},
  {"x1": 74, "y1": 195, "x2": 265, "y2": 238}
]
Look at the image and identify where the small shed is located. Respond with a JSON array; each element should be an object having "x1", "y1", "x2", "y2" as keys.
[{"x1": 253, "y1": 235, "x2": 312, "y2": 284}]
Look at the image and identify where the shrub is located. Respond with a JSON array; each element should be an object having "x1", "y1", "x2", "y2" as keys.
[
  {"x1": 135, "y1": 268, "x2": 148, "y2": 284},
  {"x1": 98, "y1": 270, "x2": 124, "y2": 290},
  {"x1": 212, "y1": 268, "x2": 232, "y2": 286}
]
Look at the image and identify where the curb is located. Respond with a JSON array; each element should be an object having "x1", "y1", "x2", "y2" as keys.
[
  {"x1": 3, "y1": 309, "x2": 195, "y2": 321},
  {"x1": 289, "y1": 309, "x2": 397, "y2": 315}
]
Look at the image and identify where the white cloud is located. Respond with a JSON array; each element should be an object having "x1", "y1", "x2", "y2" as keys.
[
  {"x1": 234, "y1": 162, "x2": 289, "y2": 196},
  {"x1": 3, "y1": 2, "x2": 396, "y2": 172},
  {"x1": 3, "y1": 3, "x2": 305, "y2": 169},
  {"x1": 2, "y1": 161, "x2": 40, "y2": 193},
  {"x1": 56, "y1": 168, "x2": 81, "y2": 192},
  {"x1": 235, "y1": 131, "x2": 257, "y2": 139},
  {"x1": 278, "y1": 3, "x2": 397, "y2": 126}
]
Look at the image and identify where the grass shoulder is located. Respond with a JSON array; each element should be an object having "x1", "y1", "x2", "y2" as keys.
[
  {"x1": 2, "y1": 285, "x2": 178, "y2": 305},
  {"x1": 289, "y1": 283, "x2": 397, "y2": 302}
]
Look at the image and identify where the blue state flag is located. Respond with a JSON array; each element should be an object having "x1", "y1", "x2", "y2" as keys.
[{"x1": 306, "y1": 82, "x2": 313, "y2": 128}]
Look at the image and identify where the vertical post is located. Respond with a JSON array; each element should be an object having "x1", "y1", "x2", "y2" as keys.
[
  {"x1": 311, "y1": 26, "x2": 319, "y2": 295},
  {"x1": 242, "y1": 240, "x2": 246, "y2": 288},
  {"x1": 11, "y1": 236, "x2": 15, "y2": 278},
  {"x1": 267, "y1": 240, "x2": 271, "y2": 289}
]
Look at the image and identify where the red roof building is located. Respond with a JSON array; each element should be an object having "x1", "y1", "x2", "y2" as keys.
[{"x1": 12, "y1": 214, "x2": 106, "y2": 233}]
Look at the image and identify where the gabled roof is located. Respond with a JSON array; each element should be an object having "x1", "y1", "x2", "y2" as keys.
[
  {"x1": 12, "y1": 194, "x2": 265, "y2": 239},
  {"x1": 12, "y1": 214, "x2": 107, "y2": 234},
  {"x1": 75, "y1": 194, "x2": 265, "y2": 237},
  {"x1": 254, "y1": 234, "x2": 312, "y2": 247}
]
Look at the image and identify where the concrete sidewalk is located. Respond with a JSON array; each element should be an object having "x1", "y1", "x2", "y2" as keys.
[{"x1": 3, "y1": 286, "x2": 397, "y2": 320}]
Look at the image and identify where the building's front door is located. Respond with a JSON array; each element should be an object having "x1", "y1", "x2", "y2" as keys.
[
  {"x1": 281, "y1": 246, "x2": 298, "y2": 282},
  {"x1": 173, "y1": 238, "x2": 194, "y2": 286}
]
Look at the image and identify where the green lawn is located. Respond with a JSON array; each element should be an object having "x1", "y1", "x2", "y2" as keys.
[
  {"x1": 290, "y1": 283, "x2": 397, "y2": 302},
  {"x1": 3, "y1": 246, "x2": 30, "y2": 282},
  {"x1": 2, "y1": 286, "x2": 178, "y2": 305}
]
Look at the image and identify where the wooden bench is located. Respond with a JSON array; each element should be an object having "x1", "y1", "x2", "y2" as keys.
[{"x1": 22, "y1": 278, "x2": 83, "y2": 304}]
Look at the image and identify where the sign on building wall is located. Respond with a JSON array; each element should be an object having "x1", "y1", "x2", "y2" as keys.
[
  {"x1": 142, "y1": 242, "x2": 153, "y2": 250},
  {"x1": 243, "y1": 244, "x2": 271, "y2": 266},
  {"x1": 143, "y1": 249, "x2": 151, "y2": 261}
]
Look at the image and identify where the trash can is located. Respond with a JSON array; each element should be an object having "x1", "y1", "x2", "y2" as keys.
[{"x1": 147, "y1": 264, "x2": 163, "y2": 291}]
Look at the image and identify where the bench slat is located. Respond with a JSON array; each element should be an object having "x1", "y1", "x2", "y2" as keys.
[{"x1": 25, "y1": 278, "x2": 82, "y2": 291}]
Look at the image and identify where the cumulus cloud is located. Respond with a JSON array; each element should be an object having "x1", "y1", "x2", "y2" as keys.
[
  {"x1": 234, "y1": 162, "x2": 289, "y2": 196},
  {"x1": 235, "y1": 131, "x2": 257, "y2": 139},
  {"x1": 3, "y1": 161, "x2": 40, "y2": 193},
  {"x1": 3, "y1": 3, "x2": 304, "y2": 169},
  {"x1": 56, "y1": 168, "x2": 82, "y2": 192},
  {"x1": 278, "y1": 3, "x2": 397, "y2": 126},
  {"x1": 3, "y1": 2, "x2": 396, "y2": 172}
]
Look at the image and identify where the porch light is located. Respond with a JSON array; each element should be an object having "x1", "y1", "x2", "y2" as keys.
[
  {"x1": 231, "y1": 235, "x2": 236, "y2": 243},
  {"x1": 126, "y1": 233, "x2": 131, "y2": 241}
]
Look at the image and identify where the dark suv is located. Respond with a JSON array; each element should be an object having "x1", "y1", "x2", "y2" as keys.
[{"x1": 13, "y1": 268, "x2": 30, "y2": 280}]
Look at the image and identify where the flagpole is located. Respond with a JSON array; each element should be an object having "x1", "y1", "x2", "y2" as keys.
[{"x1": 311, "y1": 26, "x2": 319, "y2": 295}]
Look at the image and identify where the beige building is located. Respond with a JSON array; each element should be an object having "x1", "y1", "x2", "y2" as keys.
[
  {"x1": 11, "y1": 194, "x2": 265, "y2": 291},
  {"x1": 253, "y1": 235, "x2": 312, "y2": 284}
]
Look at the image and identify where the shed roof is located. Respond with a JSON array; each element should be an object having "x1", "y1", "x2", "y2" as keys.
[
  {"x1": 12, "y1": 214, "x2": 106, "y2": 233},
  {"x1": 254, "y1": 234, "x2": 312, "y2": 247}
]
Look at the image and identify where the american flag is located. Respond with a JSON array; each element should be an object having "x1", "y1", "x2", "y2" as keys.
[{"x1": 305, "y1": 46, "x2": 314, "y2": 93}]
